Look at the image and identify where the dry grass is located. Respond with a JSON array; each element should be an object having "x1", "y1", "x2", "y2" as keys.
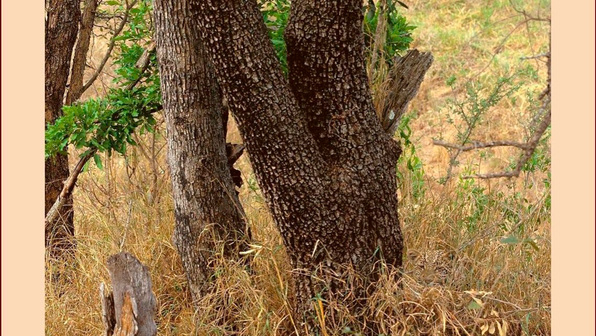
[{"x1": 46, "y1": 0, "x2": 551, "y2": 335}]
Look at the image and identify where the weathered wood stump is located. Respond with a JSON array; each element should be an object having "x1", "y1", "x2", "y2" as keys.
[
  {"x1": 377, "y1": 49, "x2": 434, "y2": 135},
  {"x1": 100, "y1": 252, "x2": 157, "y2": 336}
]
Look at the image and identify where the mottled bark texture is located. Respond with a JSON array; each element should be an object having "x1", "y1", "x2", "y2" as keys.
[
  {"x1": 191, "y1": 0, "x2": 404, "y2": 331},
  {"x1": 45, "y1": 0, "x2": 80, "y2": 259},
  {"x1": 154, "y1": 0, "x2": 249, "y2": 302},
  {"x1": 283, "y1": 0, "x2": 404, "y2": 323}
]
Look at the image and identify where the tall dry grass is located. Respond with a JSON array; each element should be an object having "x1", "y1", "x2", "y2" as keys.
[{"x1": 46, "y1": 0, "x2": 551, "y2": 334}]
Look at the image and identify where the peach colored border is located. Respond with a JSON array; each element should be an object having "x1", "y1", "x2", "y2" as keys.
[
  {"x1": 1, "y1": 0, "x2": 594, "y2": 335},
  {"x1": 551, "y1": 0, "x2": 595, "y2": 335},
  {"x1": 2, "y1": 0, "x2": 46, "y2": 335}
]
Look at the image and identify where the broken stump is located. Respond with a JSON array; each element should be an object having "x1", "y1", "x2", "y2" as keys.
[{"x1": 100, "y1": 252, "x2": 157, "y2": 336}]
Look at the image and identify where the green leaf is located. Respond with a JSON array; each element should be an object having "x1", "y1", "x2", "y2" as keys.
[
  {"x1": 524, "y1": 239, "x2": 540, "y2": 251},
  {"x1": 94, "y1": 154, "x2": 104, "y2": 170},
  {"x1": 395, "y1": 0, "x2": 409, "y2": 9},
  {"x1": 500, "y1": 235, "x2": 520, "y2": 244},
  {"x1": 467, "y1": 300, "x2": 482, "y2": 310},
  {"x1": 82, "y1": 159, "x2": 91, "y2": 173}
]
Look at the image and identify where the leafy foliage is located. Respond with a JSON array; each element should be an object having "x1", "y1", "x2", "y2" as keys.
[
  {"x1": 45, "y1": 0, "x2": 160, "y2": 165},
  {"x1": 363, "y1": 0, "x2": 416, "y2": 65},
  {"x1": 45, "y1": 87, "x2": 160, "y2": 159},
  {"x1": 396, "y1": 113, "x2": 425, "y2": 200},
  {"x1": 259, "y1": 0, "x2": 291, "y2": 74},
  {"x1": 445, "y1": 75, "x2": 521, "y2": 146},
  {"x1": 258, "y1": 0, "x2": 416, "y2": 74}
]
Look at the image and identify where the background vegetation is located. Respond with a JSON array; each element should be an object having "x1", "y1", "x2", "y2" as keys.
[{"x1": 46, "y1": 0, "x2": 551, "y2": 334}]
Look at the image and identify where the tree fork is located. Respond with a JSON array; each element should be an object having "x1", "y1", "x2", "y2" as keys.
[{"x1": 190, "y1": 0, "x2": 419, "y2": 332}]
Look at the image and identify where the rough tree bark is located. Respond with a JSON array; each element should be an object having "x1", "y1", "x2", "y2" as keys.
[
  {"x1": 66, "y1": 0, "x2": 99, "y2": 105},
  {"x1": 153, "y1": 0, "x2": 249, "y2": 302},
  {"x1": 45, "y1": 0, "x2": 80, "y2": 259},
  {"x1": 377, "y1": 49, "x2": 434, "y2": 135},
  {"x1": 191, "y1": 0, "x2": 409, "y2": 331}
]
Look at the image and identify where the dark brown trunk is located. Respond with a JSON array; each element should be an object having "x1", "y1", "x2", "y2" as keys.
[
  {"x1": 153, "y1": 0, "x2": 249, "y2": 302},
  {"x1": 45, "y1": 0, "x2": 80, "y2": 259},
  {"x1": 192, "y1": 1, "x2": 404, "y2": 332},
  {"x1": 66, "y1": 0, "x2": 99, "y2": 105}
]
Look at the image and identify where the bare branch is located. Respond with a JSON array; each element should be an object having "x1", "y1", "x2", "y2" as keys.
[
  {"x1": 436, "y1": 12, "x2": 551, "y2": 182},
  {"x1": 460, "y1": 44, "x2": 551, "y2": 180},
  {"x1": 433, "y1": 139, "x2": 530, "y2": 151},
  {"x1": 45, "y1": 149, "x2": 97, "y2": 227},
  {"x1": 509, "y1": 0, "x2": 551, "y2": 22},
  {"x1": 463, "y1": 97, "x2": 551, "y2": 180},
  {"x1": 80, "y1": 0, "x2": 138, "y2": 95},
  {"x1": 520, "y1": 52, "x2": 550, "y2": 61},
  {"x1": 468, "y1": 19, "x2": 526, "y2": 80},
  {"x1": 467, "y1": 171, "x2": 519, "y2": 179}
]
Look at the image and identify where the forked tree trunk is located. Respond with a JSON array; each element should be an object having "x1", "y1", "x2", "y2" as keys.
[
  {"x1": 45, "y1": 0, "x2": 80, "y2": 259},
  {"x1": 192, "y1": 0, "x2": 405, "y2": 332},
  {"x1": 153, "y1": 0, "x2": 249, "y2": 302}
]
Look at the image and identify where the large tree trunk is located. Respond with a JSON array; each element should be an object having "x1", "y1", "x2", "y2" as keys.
[
  {"x1": 45, "y1": 0, "x2": 80, "y2": 259},
  {"x1": 153, "y1": 0, "x2": 249, "y2": 302},
  {"x1": 192, "y1": 0, "x2": 404, "y2": 332}
]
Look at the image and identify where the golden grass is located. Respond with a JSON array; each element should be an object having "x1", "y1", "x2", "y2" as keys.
[
  {"x1": 406, "y1": 0, "x2": 550, "y2": 183},
  {"x1": 46, "y1": 140, "x2": 551, "y2": 335},
  {"x1": 46, "y1": 0, "x2": 551, "y2": 334}
]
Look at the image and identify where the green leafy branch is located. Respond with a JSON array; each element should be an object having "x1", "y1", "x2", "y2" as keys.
[
  {"x1": 434, "y1": 57, "x2": 551, "y2": 182},
  {"x1": 364, "y1": 0, "x2": 416, "y2": 67},
  {"x1": 45, "y1": 0, "x2": 161, "y2": 227},
  {"x1": 45, "y1": 0, "x2": 159, "y2": 164}
]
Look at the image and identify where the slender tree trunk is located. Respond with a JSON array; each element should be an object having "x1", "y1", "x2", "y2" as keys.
[
  {"x1": 192, "y1": 0, "x2": 404, "y2": 332},
  {"x1": 66, "y1": 0, "x2": 99, "y2": 105},
  {"x1": 154, "y1": 0, "x2": 249, "y2": 302},
  {"x1": 45, "y1": 0, "x2": 80, "y2": 259}
]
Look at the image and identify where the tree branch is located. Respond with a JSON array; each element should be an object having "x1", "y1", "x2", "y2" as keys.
[
  {"x1": 80, "y1": 0, "x2": 138, "y2": 95},
  {"x1": 433, "y1": 139, "x2": 530, "y2": 151},
  {"x1": 463, "y1": 97, "x2": 551, "y2": 180},
  {"x1": 379, "y1": 50, "x2": 434, "y2": 135},
  {"x1": 520, "y1": 52, "x2": 550, "y2": 61},
  {"x1": 45, "y1": 149, "x2": 96, "y2": 228},
  {"x1": 460, "y1": 45, "x2": 551, "y2": 180},
  {"x1": 46, "y1": 44, "x2": 159, "y2": 228}
]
